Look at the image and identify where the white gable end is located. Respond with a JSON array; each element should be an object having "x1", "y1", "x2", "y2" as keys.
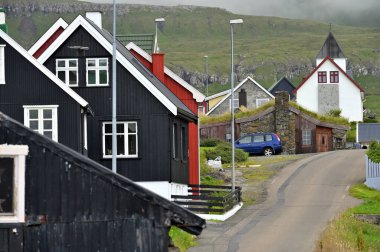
[{"x1": 297, "y1": 59, "x2": 363, "y2": 122}]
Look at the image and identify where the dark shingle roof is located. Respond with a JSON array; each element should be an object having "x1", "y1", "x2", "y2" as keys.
[
  {"x1": 316, "y1": 32, "x2": 345, "y2": 59},
  {"x1": 268, "y1": 77, "x2": 296, "y2": 99},
  {"x1": 358, "y1": 123, "x2": 380, "y2": 142}
]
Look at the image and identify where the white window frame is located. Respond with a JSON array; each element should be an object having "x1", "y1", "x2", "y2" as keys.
[
  {"x1": 256, "y1": 98, "x2": 270, "y2": 107},
  {"x1": 86, "y1": 58, "x2": 109, "y2": 86},
  {"x1": 102, "y1": 121, "x2": 138, "y2": 158},
  {"x1": 198, "y1": 106, "x2": 205, "y2": 116},
  {"x1": 302, "y1": 130, "x2": 311, "y2": 145},
  {"x1": 0, "y1": 144, "x2": 28, "y2": 223},
  {"x1": 23, "y1": 105, "x2": 59, "y2": 142},
  {"x1": 0, "y1": 44, "x2": 5, "y2": 85},
  {"x1": 229, "y1": 98, "x2": 239, "y2": 111},
  {"x1": 56, "y1": 58, "x2": 78, "y2": 86}
]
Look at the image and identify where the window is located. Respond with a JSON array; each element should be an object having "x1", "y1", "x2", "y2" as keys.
[
  {"x1": 302, "y1": 130, "x2": 311, "y2": 145},
  {"x1": 173, "y1": 123, "x2": 178, "y2": 159},
  {"x1": 318, "y1": 71, "x2": 327, "y2": 83},
  {"x1": 56, "y1": 59, "x2": 78, "y2": 86},
  {"x1": 265, "y1": 134, "x2": 273, "y2": 142},
  {"x1": 23, "y1": 105, "x2": 58, "y2": 141},
  {"x1": 198, "y1": 106, "x2": 205, "y2": 116},
  {"x1": 0, "y1": 44, "x2": 5, "y2": 84},
  {"x1": 253, "y1": 135, "x2": 265, "y2": 143},
  {"x1": 256, "y1": 98, "x2": 270, "y2": 107},
  {"x1": 102, "y1": 122, "x2": 138, "y2": 158},
  {"x1": 330, "y1": 71, "x2": 339, "y2": 83},
  {"x1": 86, "y1": 58, "x2": 109, "y2": 86},
  {"x1": 229, "y1": 98, "x2": 239, "y2": 111},
  {"x1": 239, "y1": 136, "x2": 252, "y2": 144},
  {"x1": 0, "y1": 145, "x2": 28, "y2": 223},
  {"x1": 181, "y1": 126, "x2": 187, "y2": 161}
]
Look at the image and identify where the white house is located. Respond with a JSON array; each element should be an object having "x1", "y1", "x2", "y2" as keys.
[{"x1": 294, "y1": 32, "x2": 365, "y2": 122}]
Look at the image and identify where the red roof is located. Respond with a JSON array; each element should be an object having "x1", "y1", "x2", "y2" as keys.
[{"x1": 293, "y1": 56, "x2": 365, "y2": 94}]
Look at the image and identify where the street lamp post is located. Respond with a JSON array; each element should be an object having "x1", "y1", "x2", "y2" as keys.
[
  {"x1": 111, "y1": 0, "x2": 117, "y2": 173},
  {"x1": 230, "y1": 18, "x2": 243, "y2": 190},
  {"x1": 154, "y1": 18, "x2": 165, "y2": 53},
  {"x1": 204, "y1": 55, "x2": 208, "y2": 97}
]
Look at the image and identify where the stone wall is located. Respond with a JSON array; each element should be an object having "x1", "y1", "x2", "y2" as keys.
[
  {"x1": 238, "y1": 91, "x2": 297, "y2": 154},
  {"x1": 239, "y1": 113, "x2": 276, "y2": 135},
  {"x1": 275, "y1": 92, "x2": 296, "y2": 154},
  {"x1": 318, "y1": 84, "x2": 339, "y2": 115}
]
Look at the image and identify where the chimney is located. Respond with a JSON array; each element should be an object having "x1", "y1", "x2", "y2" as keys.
[
  {"x1": 152, "y1": 53, "x2": 165, "y2": 83},
  {"x1": 0, "y1": 8, "x2": 8, "y2": 33},
  {"x1": 86, "y1": 11, "x2": 102, "y2": 29}
]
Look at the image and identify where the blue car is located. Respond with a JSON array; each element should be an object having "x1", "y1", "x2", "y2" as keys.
[{"x1": 235, "y1": 132, "x2": 282, "y2": 156}]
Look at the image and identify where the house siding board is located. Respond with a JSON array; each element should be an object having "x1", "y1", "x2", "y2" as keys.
[
  {"x1": 295, "y1": 116, "x2": 317, "y2": 154},
  {"x1": 130, "y1": 48, "x2": 198, "y2": 184},
  {"x1": 0, "y1": 37, "x2": 82, "y2": 151},
  {"x1": 0, "y1": 115, "x2": 200, "y2": 251},
  {"x1": 43, "y1": 27, "x2": 190, "y2": 182}
]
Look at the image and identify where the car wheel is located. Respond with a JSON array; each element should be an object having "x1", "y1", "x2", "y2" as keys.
[{"x1": 264, "y1": 148, "x2": 273, "y2": 156}]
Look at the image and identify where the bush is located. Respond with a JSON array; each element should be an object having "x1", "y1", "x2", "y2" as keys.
[
  {"x1": 204, "y1": 142, "x2": 248, "y2": 164},
  {"x1": 367, "y1": 141, "x2": 380, "y2": 163},
  {"x1": 200, "y1": 138, "x2": 224, "y2": 147}
]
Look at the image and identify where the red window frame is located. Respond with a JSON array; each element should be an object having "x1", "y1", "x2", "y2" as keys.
[
  {"x1": 330, "y1": 71, "x2": 339, "y2": 83},
  {"x1": 318, "y1": 71, "x2": 327, "y2": 83}
]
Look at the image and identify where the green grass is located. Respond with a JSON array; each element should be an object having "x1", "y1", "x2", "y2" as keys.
[
  {"x1": 169, "y1": 226, "x2": 197, "y2": 252},
  {"x1": 317, "y1": 184, "x2": 380, "y2": 252},
  {"x1": 200, "y1": 100, "x2": 349, "y2": 127}
]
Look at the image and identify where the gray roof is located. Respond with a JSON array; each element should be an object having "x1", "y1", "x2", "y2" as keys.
[
  {"x1": 358, "y1": 123, "x2": 380, "y2": 142},
  {"x1": 85, "y1": 18, "x2": 196, "y2": 120},
  {"x1": 316, "y1": 32, "x2": 345, "y2": 59}
]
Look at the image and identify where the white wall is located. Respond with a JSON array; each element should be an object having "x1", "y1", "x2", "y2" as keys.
[
  {"x1": 297, "y1": 60, "x2": 363, "y2": 122},
  {"x1": 317, "y1": 58, "x2": 346, "y2": 72},
  {"x1": 137, "y1": 181, "x2": 188, "y2": 200}
]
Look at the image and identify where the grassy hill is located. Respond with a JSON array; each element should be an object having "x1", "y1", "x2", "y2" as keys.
[{"x1": 4, "y1": 3, "x2": 380, "y2": 120}]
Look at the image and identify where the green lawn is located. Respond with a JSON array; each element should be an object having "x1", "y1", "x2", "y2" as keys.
[{"x1": 317, "y1": 184, "x2": 380, "y2": 252}]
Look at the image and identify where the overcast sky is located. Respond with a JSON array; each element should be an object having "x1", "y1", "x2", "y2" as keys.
[{"x1": 84, "y1": 0, "x2": 380, "y2": 20}]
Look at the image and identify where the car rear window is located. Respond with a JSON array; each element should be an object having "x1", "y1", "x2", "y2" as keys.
[
  {"x1": 253, "y1": 135, "x2": 264, "y2": 142},
  {"x1": 265, "y1": 134, "x2": 273, "y2": 141}
]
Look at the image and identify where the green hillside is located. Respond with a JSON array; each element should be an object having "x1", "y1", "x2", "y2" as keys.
[{"x1": 4, "y1": 3, "x2": 380, "y2": 120}]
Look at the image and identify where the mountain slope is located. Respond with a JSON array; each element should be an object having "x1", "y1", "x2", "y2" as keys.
[{"x1": 4, "y1": 2, "x2": 380, "y2": 119}]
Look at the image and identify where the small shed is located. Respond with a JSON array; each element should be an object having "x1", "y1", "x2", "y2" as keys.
[
  {"x1": 357, "y1": 123, "x2": 380, "y2": 147},
  {"x1": 268, "y1": 77, "x2": 296, "y2": 100},
  {"x1": 0, "y1": 112, "x2": 205, "y2": 251}
]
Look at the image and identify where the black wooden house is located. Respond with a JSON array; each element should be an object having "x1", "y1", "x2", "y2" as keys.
[
  {"x1": 36, "y1": 13, "x2": 196, "y2": 199},
  {"x1": 0, "y1": 28, "x2": 92, "y2": 154},
  {"x1": 0, "y1": 112, "x2": 205, "y2": 251}
]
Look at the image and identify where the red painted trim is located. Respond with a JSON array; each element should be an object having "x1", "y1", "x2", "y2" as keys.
[
  {"x1": 293, "y1": 57, "x2": 365, "y2": 94},
  {"x1": 33, "y1": 27, "x2": 65, "y2": 59}
]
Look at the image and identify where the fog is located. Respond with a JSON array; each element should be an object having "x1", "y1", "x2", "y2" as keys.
[{"x1": 83, "y1": 0, "x2": 380, "y2": 21}]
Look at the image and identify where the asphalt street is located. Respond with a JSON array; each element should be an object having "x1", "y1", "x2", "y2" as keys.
[{"x1": 188, "y1": 150, "x2": 365, "y2": 252}]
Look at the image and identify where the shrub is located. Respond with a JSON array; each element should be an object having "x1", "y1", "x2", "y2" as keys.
[
  {"x1": 367, "y1": 141, "x2": 380, "y2": 163},
  {"x1": 204, "y1": 142, "x2": 248, "y2": 164},
  {"x1": 200, "y1": 138, "x2": 224, "y2": 147},
  {"x1": 326, "y1": 109, "x2": 342, "y2": 117}
]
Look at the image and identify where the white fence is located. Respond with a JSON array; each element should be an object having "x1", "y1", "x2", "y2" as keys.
[{"x1": 365, "y1": 155, "x2": 380, "y2": 190}]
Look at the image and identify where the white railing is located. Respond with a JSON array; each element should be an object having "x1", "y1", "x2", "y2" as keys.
[{"x1": 365, "y1": 155, "x2": 380, "y2": 190}]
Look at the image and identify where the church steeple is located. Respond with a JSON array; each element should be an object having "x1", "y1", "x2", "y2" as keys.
[{"x1": 316, "y1": 32, "x2": 347, "y2": 71}]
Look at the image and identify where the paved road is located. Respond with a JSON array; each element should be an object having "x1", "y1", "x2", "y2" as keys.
[{"x1": 188, "y1": 150, "x2": 365, "y2": 252}]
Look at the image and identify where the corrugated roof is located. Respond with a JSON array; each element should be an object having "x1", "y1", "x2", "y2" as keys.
[{"x1": 358, "y1": 123, "x2": 380, "y2": 142}]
